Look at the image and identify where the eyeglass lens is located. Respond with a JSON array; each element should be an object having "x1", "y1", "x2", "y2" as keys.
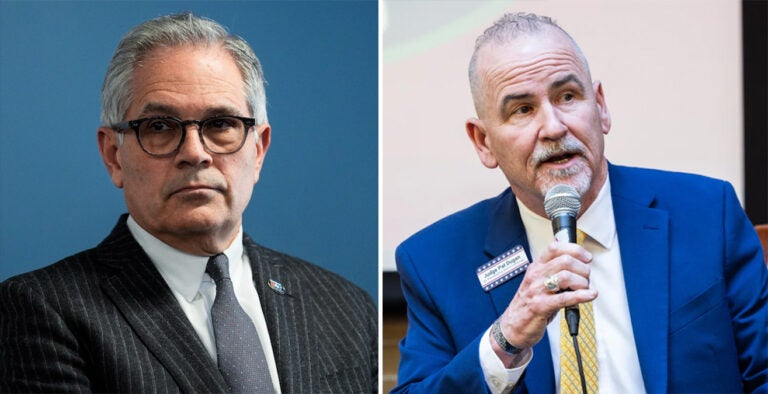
[{"x1": 138, "y1": 117, "x2": 246, "y2": 155}]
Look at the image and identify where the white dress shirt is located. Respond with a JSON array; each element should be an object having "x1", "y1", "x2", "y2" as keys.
[
  {"x1": 127, "y1": 216, "x2": 281, "y2": 393},
  {"x1": 481, "y1": 179, "x2": 646, "y2": 393}
]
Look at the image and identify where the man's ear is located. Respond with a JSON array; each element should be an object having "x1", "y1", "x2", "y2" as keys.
[
  {"x1": 466, "y1": 118, "x2": 499, "y2": 169},
  {"x1": 97, "y1": 127, "x2": 124, "y2": 188},
  {"x1": 253, "y1": 123, "x2": 271, "y2": 183},
  {"x1": 593, "y1": 81, "x2": 612, "y2": 135}
]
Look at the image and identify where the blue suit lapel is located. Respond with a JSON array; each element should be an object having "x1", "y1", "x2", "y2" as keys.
[
  {"x1": 483, "y1": 190, "x2": 557, "y2": 393},
  {"x1": 525, "y1": 334, "x2": 556, "y2": 393},
  {"x1": 610, "y1": 165, "x2": 669, "y2": 393},
  {"x1": 483, "y1": 190, "x2": 533, "y2": 318}
]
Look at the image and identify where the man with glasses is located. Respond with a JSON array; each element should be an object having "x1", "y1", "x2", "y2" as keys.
[{"x1": 0, "y1": 13, "x2": 376, "y2": 393}]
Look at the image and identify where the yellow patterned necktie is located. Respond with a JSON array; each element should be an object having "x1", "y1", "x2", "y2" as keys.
[{"x1": 559, "y1": 230, "x2": 598, "y2": 394}]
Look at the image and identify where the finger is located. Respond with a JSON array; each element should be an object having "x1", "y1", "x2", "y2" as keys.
[
  {"x1": 554, "y1": 288, "x2": 598, "y2": 309},
  {"x1": 523, "y1": 249, "x2": 588, "y2": 283},
  {"x1": 538, "y1": 241, "x2": 592, "y2": 266},
  {"x1": 545, "y1": 254, "x2": 592, "y2": 280},
  {"x1": 533, "y1": 254, "x2": 591, "y2": 293},
  {"x1": 545, "y1": 270, "x2": 590, "y2": 292}
]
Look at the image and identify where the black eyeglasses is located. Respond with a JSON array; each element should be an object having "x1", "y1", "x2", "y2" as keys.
[{"x1": 112, "y1": 115, "x2": 256, "y2": 157}]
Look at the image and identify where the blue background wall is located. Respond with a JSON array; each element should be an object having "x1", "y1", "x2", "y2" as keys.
[{"x1": 0, "y1": 1, "x2": 378, "y2": 301}]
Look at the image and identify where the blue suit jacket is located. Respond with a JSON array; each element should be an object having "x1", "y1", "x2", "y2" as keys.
[{"x1": 393, "y1": 165, "x2": 767, "y2": 393}]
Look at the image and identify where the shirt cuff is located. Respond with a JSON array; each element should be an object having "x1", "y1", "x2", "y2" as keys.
[{"x1": 479, "y1": 326, "x2": 533, "y2": 394}]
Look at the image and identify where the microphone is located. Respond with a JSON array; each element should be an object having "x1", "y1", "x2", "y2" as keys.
[
  {"x1": 543, "y1": 184, "x2": 582, "y2": 337},
  {"x1": 544, "y1": 184, "x2": 588, "y2": 394},
  {"x1": 544, "y1": 184, "x2": 581, "y2": 244}
]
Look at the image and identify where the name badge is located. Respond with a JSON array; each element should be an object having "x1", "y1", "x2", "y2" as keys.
[{"x1": 476, "y1": 245, "x2": 530, "y2": 292}]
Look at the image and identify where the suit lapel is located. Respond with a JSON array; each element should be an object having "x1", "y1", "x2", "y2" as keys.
[
  {"x1": 526, "y1": 334, "x2": 556, "y2": 393},
  {"x1": 97, "y1": 216, "x2": 227, "y2": 392},
  {"x1": 245, "y1": 237, "x2": 317, "y2": 394},
  {"x1": 483, "y1": 191, "x2": 533, "y2": 317},
  {"x1": 482, "y1": 191, "x2": 557, "y2": 392},
  {"x1": 610, "y1": 166, "x2": 669, "y2": 393}
]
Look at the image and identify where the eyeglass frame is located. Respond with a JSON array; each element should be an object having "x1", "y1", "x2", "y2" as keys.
[{"x1": 111, "y1": 115, "x2": 257, "y2": 158}]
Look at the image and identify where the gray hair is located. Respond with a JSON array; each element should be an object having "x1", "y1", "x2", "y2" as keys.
[
  {"x1": 468, "y1": 12, "x2": 590, "y2": 116},
  {"x1": 101, "y1": 12, "x2": 267, "y2": 127}
]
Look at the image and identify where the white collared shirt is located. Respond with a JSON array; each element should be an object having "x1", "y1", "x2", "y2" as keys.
[
  {"x1": 481, "y1": 179, "x2": 645, "y2": 393},
  {"x1": 127, "y1": 216, "x2": 281, "y2": 393}
]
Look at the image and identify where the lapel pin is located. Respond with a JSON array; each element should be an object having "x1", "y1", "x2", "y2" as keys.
[{"x1": 268, "y1": 279, "x2": 286, "y2": 294}]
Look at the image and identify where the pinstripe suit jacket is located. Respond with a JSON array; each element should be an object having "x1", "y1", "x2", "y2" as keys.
[{"x1": 0, "y1": 215, "x2": 377, "y2": 393}]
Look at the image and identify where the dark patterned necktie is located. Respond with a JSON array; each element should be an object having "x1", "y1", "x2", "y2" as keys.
[{"x1": 206, "y1": 253, "x2": 275, "y2": 393}]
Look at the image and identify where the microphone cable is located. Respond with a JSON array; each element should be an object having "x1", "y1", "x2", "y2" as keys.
[{"x1": 565, "y1": 307, "x2": 588, "y2": 394}]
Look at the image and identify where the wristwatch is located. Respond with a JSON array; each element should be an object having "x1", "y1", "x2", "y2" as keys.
[{"x1": 491, "y1": 319, "x2": 524, "y2": 355}]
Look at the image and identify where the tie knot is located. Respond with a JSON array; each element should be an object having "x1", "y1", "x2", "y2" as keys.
[
  {"x1": 576, "y1": 229, "x2": 587, "y2": 245},
  {"x1": 206, "y1": 253, "x2": 230, "y2": 283}
]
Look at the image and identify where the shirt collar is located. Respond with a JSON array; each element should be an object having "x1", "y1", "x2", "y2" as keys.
[
  {"x1": 126, "y1": 215, "x2": 245, "y2": 302},
  {"x1": 517, "y1": 178, "x2": 615, "y2": 250},
  {"x1": 578, "y1": 177, "x2": 616, "y2": 249}
]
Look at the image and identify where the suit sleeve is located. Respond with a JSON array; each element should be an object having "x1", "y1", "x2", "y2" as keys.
[
  {"x1": 390, "y1": 244, "x2": 491, "y2": 394},
  {"x1": 721, "y1": 183, "x2": 768, "y2": 392},
  {"x1": 0, "y1": 278, "x2": 92, "y2": 392}
]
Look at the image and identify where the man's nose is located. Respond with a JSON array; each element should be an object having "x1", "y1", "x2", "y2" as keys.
[
  {"x1": 538, "y1": 102, "x2": 568, "y2": 140},
  {"x1": 175, "y1": 125, "x2": 213, "y2": 167}
]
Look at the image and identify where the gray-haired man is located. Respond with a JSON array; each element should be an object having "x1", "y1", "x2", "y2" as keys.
[{"x1": 0, "y1": 13, "x2": 376, "y2": 393}]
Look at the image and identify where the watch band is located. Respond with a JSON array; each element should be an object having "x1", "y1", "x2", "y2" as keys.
[{"x1": 491, "y1": 319, "x2": 523, "y2": 355}]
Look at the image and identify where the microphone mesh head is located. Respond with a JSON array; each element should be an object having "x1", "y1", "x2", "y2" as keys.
[{"x1": 544, "y1": 184, "x2": 581, "y2": 219}]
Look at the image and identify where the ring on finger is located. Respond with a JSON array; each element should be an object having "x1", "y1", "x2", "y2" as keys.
[{"x1": 543, "y1": 274, "x2": 559, "y2": 293}]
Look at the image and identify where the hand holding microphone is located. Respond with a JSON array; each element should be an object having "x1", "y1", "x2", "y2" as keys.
[{"x1": 492, "y1": 184, "x2": 595, "y2": 362}]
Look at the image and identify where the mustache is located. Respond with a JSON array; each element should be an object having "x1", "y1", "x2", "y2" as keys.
[
  {"x1": 529, "y1": 137, "x2": 586, "y2": 167},
  {"x1": 162, "y1": 172, "x2": 227, "y2": 197}
]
